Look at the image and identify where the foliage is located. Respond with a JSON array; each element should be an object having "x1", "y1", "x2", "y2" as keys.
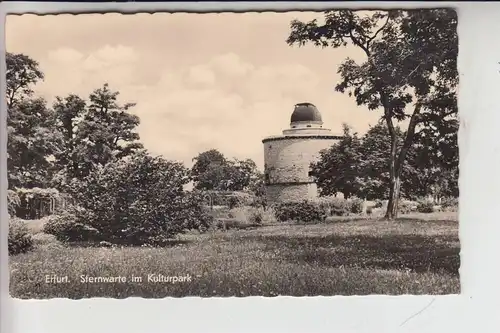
[
  {"x1": 312, "y1": 121, "x2": 458, "y2": 202},
  {"x1": 225, "y1": 206, "x2": 274, "y2": 226},
  {"x1": 9, "y1": 218, "x2": 34, "y2": 255},
  {"x1": 43, "y1": 211, "x2": 100, "y2": 242},
  {"x1": 6, "y1": 53, "x2": 60, "y2": 189},
  {"x1": 6, "y1": 52, "x2": 44, "y2": 108},
  {"x1": 398, "y1": 200, "x2": 417, "y2": 214},
  {"x1": 287, "y1": 9, "x2": 458, "y2": 219},
  {"x1": 315, "y1": 197, "x2": 352, "y2": 216},
  {"x1": 350, "y1": 197, "x2": 364, "y2": 214},
  {"x1": 67, "y1": 152, "x2": 211, "y2": 245},
  {"x1": 52, "y1": 84, "x2": 144, "y2": 187},
  {"x1": 7, "y1": 97, "x2": 61, "y2": 189},
  {"x1": 31, "y1": 232, "x2": 60, "y2": 249},
  {"x1": 206, "y1": 191, "x2": 256, "y2": 207},
  {"x1": 7, "y1": 190, "x2": 20, "y2": 216},
  {"x1": 6, "y1": 53, "x2": 143, "y2": 191},
  {"x1": 12, "y1": 187, "x2": 65, "y2": 220},
  {"x1": 228, "y1": 195, "x2": 243, "y2": 209},
  {"x1": 191, "y1": 150, "x2": 260, "y2": 192},
  {"x1": 441, "y1": 197, "x2": 458, "y2": 210},
  {"x1": 310, "y1": 124, "x2": 364, "y2": 198},
  {"x1": 417, "y1": 200, "x2": 435, "y2": 213},
  {"x1": 273, "y1": 201, "x2": 324, "y2": 223}
]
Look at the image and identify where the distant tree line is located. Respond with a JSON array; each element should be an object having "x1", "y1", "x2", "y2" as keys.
[{"x1": 310, "y1": 123, "x2": 458, "y2": 202}]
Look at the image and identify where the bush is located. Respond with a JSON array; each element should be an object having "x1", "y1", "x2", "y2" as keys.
[
  {"x1": 43, "y1": 211, "x2": 100, "y2": 242},
  {"x1": 273, "y1": 201, "x2": 323, "y2": 223},
  {"x1": 399, "y1": 200, "x2": 417, "y2": 214},
  {"x1": 7, "y1": 190, "x2": 20, "y2": 217},
  {"x1": 226, "y1": 206, "x2": 272, "y2": 226},
  {"x1": 227, "y1": 196, "x2": 243, "y2": 209},
  {"x1": 315, "y1": 197, "x2": 351, "y2": 216},
  {"x1": 249, "y1": 209, "x2": 264, "y2": 225},
  {"x1": 373, "y1": 200, "x2": 384, "y2": 208},
  {"x1": 441, "y1": 197, "x2": 458, "y2": 211},
  {"x1": 32, "y1": 233, "x2": 61, "y2": 249},
  {"x1": 350, "y1": 198, "x2": 364, "y2": 214},
  {"x1": 209, "y1": 191, "x2": 255, "y2": 207},
  {"x1": 66, "y1": 152, "x2": 212, "y2": 245},
  {"x1": 9, "y1": 218, "x2": 34, "y2": 255},
  {"x1": 417, "y1": 200, "x2": 435, "y2": 213}
]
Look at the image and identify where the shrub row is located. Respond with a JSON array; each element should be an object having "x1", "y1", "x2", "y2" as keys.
[{"x1": 271, "y1": 197, "x2": 366, "y2": 223}]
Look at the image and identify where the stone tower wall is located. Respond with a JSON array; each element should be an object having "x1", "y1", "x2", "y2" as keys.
[{"x1": 263, "y1": 137, "x2": 340, "y2": 202}]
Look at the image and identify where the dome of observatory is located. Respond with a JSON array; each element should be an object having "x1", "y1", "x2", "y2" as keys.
[{"x1": 290, "y1": 103, "x2": 323, "y2": 124}]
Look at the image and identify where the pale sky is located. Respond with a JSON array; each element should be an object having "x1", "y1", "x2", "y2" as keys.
[{"x1": 6, "y1": 12, "x2": 382, "y2": 170}]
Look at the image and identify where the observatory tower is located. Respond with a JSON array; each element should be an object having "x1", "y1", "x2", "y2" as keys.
[{"x1": 262, "y1": 103, "x2": 342, "y2": 203}]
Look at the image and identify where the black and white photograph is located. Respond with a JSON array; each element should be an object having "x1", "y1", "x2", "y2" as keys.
[{"x1": 6, "y1": 8, "x2": 459, "y2": 299}]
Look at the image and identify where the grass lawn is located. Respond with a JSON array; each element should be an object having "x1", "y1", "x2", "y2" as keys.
[{"x1": 10, "y1": 212, "x2": 460, "y2": 298}]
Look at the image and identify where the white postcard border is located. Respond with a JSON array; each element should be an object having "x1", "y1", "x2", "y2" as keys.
[{"x1": 1, "y1": 2, "x2": 498, "y2": 333}]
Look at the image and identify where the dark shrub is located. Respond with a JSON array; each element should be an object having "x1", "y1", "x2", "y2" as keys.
[
  {"x1": 227, "y1": 195, "x2": 243, "y2": 209},
  {"x1": 249, "y1": 209, "x2": 264, "y2": 225},
  {"x1": 9, "y1": 218, "x2": 34, "y2": 255},
  {"x1": 13, "y1": 187, "x2": 65, "y2": 220},
  {"x1": 417, "y1": 200, "x2": 435, "y2": 213},
  {"x1": 373, "y1": 200, "x2": 383, "y2": 208},
  {"x1": 209, "y1": 191, "x2": 255, "y2": 207},
  {"x1": 274, "y1": 201, "x2": 323, "y2": 223},
  {"x1": 66, "y1": 152, "x2": 212, "y2": 245},
  {"x1": 317, "y1": 197, "x2": 351, "y2": 216},
  {"x1": 441, "y1": 197, "x2": 458, "y2": 211},
  {"x1": 398, "y1": 201, "x2": 417, "y2": 214},
  {"x1": 43, "y1": 211, "x2": 100, "y2": 242},
  {"x1": 7, "y1": 190, "x2": 20, "y2": 217},
  {"x1": 350, "y1": 198, "x2": 364, "y2": 214}
]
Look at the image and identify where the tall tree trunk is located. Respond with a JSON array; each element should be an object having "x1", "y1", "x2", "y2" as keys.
[
  {"x1": 385, "y1": 104, "x2": 422, "y2": 220},
  {"x1": 385, "y1": 130, "x2": 399, "y2": 220}
]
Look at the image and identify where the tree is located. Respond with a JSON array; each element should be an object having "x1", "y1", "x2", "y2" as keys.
[
  {"x1": 191, "y1": 150, "x2": 260, "y2": 192},
  {"x1": 310, "y1": 121, "x2": 459, "y2": 202},
  {"x1": 287, "y1": 9, "x2": 458, "y2": 219},
  {"x1": 54, "y1": 84, "x2": 144, "y2": 182},
  {"x1": 6, "y1": 52, "x2": 44, "y2": 109},
  {"x1": 310, "y1": 123, "x2": 363, "y2": 198},
  {"x1": 65, "y1": 151, "x2": 212, "y2": 245},
  {"x1": 7, "y1": 98, "x2": 60, "y2": 188},
  {"x1": 6, "y1": 52, "x2": 60, "y2": 189},
  {"x1": 52, "y1": 95, "x2": 87, "y2": 181}
]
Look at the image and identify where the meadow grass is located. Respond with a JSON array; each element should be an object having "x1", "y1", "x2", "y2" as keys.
[{"x1": 10, "y1": 212, "x2": 459, "y2": 298}]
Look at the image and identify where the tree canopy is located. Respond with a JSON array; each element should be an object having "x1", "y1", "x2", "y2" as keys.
[
  {"x1": 287, "y1": 9, "x2": 458, "y2": 218},
  {"x1": 311, "y1": 122, "x2": 458, "y2": 201},
  {"x1": 191, "y1": 149, "x2": 261, "y2": 192},
  {"x1": 6, "y1": 52, "x2": 144, "y2": 190}
]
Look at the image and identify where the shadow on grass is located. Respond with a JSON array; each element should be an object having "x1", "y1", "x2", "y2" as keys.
[
  {"x1": 64, "y1": 239, "x2": 192, "y2": 248},
  {"x1": 396, "y1": 217, "x2": 457, "y2": 223},
  {"x1": 248, "y1": 233, "x2": 460, "y2": 276},
  {"x1": 325, "y1": 215, "x2": 457, "y2": 223}
]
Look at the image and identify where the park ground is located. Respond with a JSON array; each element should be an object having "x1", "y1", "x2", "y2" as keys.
[{"x1": 9, "y1": 211, "x2": 460, "y2": 298}]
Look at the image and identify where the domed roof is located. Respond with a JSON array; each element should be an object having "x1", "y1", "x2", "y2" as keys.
[{"x1": 290, "y1": 103, "x2": 322, "y2": 124}]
